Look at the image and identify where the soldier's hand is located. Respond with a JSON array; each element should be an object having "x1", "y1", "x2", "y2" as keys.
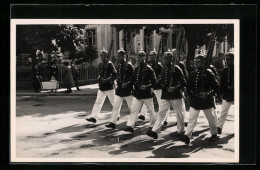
[
  {"x1": 121, "y1": 83, "x2": 127, "y2": 88},
  {"x1": 168, "y1": 87, "x2": 176, "y2": 93},
  {"x1": 140, "y1": 85, "x2": 147, "y2": 90},
  {"x1": 199, "y1": 92, "x2": 207, "y2": 99}
]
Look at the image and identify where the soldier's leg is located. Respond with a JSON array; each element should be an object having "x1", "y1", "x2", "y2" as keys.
[
  {"x1": 139, "y1": 103, "x2": 148, "y2": 117},
  {"x1": 171, "y1": 99, "x2": 185, "y2": 133},
  {"x1": 154, "y1": 89, "x2": 162, "y2": 118},
  {"x1": 152, "y1": 99, "x2": 171, "y2": 133},
  {"x1": 143, "y1": 98, "x2": 156, "y2": 128},
  {"x1": 110, "y1": 95, "x2": 123, "y2": 124},
  {"x1": 106, "y1": 89, "x2": 115, "y2": 106},
  {"x1": 126, "y1": 97, "x2": 143, "y2": 128},
  {"x1": 125, "y1": 95, "x2": 133, "y2": 111},
  {"x1": 89, "y1": 90, "x2": 107, "y2": 118},
  {"x1": 184, "y1": 107, "x2": 200, "y2": 138},
  {"x1": 203, "y1": 108, "x2": 218, "y2": 135},
  {"x1": 217, "y1": 99, "x2": 232, "y2": 129}
]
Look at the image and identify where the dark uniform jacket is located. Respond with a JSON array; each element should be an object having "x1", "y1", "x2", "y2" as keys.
[
  {"x1": 149, "y1": 61, "x2": 163, "y2": 90},
  {"x1": 132, "y1": 63, "x2": 156, "y2": 99},
  {"x1": 187, "y1": 68, "x2": 220, "y2": 110},
  {"x1": 115, "y1": 61, "x2": 135, "y2": 97},
  {"x1": 220, "y1": 65, "x2": 234, "y2": 102},
  {"x1": 160, "y1": 64, "x2": 187, "y2": 100},
  {"x1": 98, "y1": 61, "x2": 117, "y2": 91},
  {"x1": 209, "y1": 64, "x2": 220, "y2": 82}
]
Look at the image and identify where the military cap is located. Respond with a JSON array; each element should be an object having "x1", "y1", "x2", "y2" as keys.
[
  {"x1": 194, "y1": 53, "x2": 206, "y2": 60},
  {"x1": 100, "y1": 48, "x2": 108, "y2": 55},
  {"x1": 137, "y1": 49, "x2": 146, "y2": 56},
  {"x1": 149, "y1": 49, "x2": 157, "y2": 56},
  {"x1": 117, "y1": 48, "x2": 126, "y2": 55},
  {"x1": 163, "y1": 51, "x2": 173, "y2": 57}
]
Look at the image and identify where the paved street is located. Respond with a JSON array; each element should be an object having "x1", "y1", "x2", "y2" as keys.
[{"x1": 15, "y1": 94, "x2": 236, "y2": 160}]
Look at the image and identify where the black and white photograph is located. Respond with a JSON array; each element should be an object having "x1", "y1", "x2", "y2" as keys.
[{"x1": 11, "y1": 19, "x2": 239, "y2": 163}]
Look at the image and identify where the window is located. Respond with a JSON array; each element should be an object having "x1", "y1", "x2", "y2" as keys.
[{"x1": 86, "y1": 29, "x2": 96, "y2": 46}]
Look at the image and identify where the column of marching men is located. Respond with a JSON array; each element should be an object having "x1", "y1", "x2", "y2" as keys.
[{"x1": 86, "y1": 48, "x2": 234, "y2": 145}]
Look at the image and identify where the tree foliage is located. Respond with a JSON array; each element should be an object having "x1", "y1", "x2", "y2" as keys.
[
  {"x1": 181, "y1": 24, "x2": 234, "y2": 59},
  {"x1": 16, "y1": 24, "x2": 88, "y2": 61}
]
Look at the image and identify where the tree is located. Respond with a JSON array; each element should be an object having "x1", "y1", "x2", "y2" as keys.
[
  {"x1": 181, "y1": 24, "x2": 234, "y2": 71},
  {"x1": 16, "y1": 24, "x2": 88, "y2": 63}
]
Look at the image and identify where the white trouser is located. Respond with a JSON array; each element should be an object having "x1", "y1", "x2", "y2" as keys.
[
  {"x1": 89, "y1": 89, "x2": 115, "y2": 119},
  {"x1": 110, "y1": 95, "x2": 133, "y2": 124},
  {"x1": 127, "y1": 97, "x2": 156, "y2": 128},
  {"x1": 185, "y1": 107, "x2": 217, "y2": 138},
  {"x1": 164, "y1": 93, "x2": 186, "y2": 122},
  {"x1": 152, "y1": 99, "x2": 185, "y2": 133},
  {"x1": 139, "y1": 89, "x2": 164, "y2": 118},
  {"x1": 217, "y1": 99, "x2": 232, "y2": 129}
]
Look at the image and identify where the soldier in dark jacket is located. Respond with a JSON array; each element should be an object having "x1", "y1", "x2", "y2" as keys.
[
  {"x1": 105, "y1": 48, "x2": 135, "y2": 128},
  {"x1": 146, "y1": 51, "x2": 187, "y2": 139},
  {"x1": 182, "y1": 54, "x2": 220, "y2": 144},
  {"x1": 162, "y1": 49, "x2": 189, "y2": 125},
  {"x1": 138, "y1": 49, "x2": 163, "y2": 121},
  {"x1": 86, "y1": 49, "x2": 117, "y2": 123},
  {"x1": 122, "y1": 50, "x2": 157, "y2": 133},
  {"x1": 217, "y1": 53, "x2": 234, "y2": 134}
]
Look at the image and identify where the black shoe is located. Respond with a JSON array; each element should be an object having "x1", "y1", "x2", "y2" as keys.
[
  {"x1": 209, "y1": 134, "x2": 218, "y2": 142},
  {"x1": 105, "y1": 123, "x2": 116, "y2": 129},
  {"x1": 86, "y1": 117, "x2": 97, "y2": 123},
  {"x1": 174, "y1": 131, "x2": 185, "y2": 137},
  {"x1": 181, "y1": 135, "x2": 190, "y2": 144},
  {"x1": 163, "y1": 121, "x2": 168, "y2": 126},
  {"x1": 122, "y1": 126, "x2": 134, "y2": 133},
  {"x1": 146, "y1": 130, "x2": 158, "y2": 139},
  {"x1": 117, "y1": 117, "x2": 120, "y2": 121},
  {"x1": 217, "y1": 127, "x2": 222, "y2": 134},
  {"x1": 138, "y1": 115, "x2": 145, "y2": 121}
]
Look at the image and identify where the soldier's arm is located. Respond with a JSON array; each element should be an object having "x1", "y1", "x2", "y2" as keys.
[
  {"x1": 124, "y1": 64, "x2": 135, "y2": 86},
  {"x1": 105, "y1": 62, "x2": 117, "y2": 82},
  {"x1": 206, "y1": 69, "x2": 220, "y2": 98}
]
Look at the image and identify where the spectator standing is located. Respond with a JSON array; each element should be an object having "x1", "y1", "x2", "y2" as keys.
[
  {"x1": 71, "y1": 60, "x2": 81, "y2": 91},
  {"x1": 62, "y1": 61, "x2": 74, "y2": 93}
]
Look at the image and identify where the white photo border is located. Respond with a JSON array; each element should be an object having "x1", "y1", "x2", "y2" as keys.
[{"x1": 10, "y1": 19, "x2": 239, "y2": 163}]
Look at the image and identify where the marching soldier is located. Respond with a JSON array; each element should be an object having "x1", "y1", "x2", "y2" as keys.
[
  {"x1": 163, "y1": 49, "x2": 189, "y2": 125},
  {"x1": 217, "y1": 53, "x2": 234, "y2": 134},
  {"x1": 182, "y1": 53, "x2": 220, "y2": 145},
  {"x1": 86, "y1": 49, "x2": 117, "y2": 123},
  {"x1": 122, "y1": 50, "x2": 157, "y2": 133},
  {"x1": 105, "y1": 48, "x2": 135, "y2": 128},
  {"x1": 146, "y1": 51, "x2": 187, "y2": 139},
  {"x1": 138, "y1": 49, "x2": 163, "y2": 121}
]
